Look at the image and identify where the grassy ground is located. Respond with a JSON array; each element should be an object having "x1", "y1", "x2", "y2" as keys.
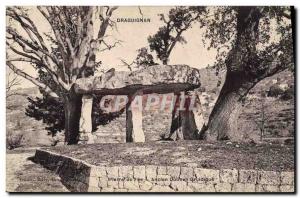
[
  {"x1": 6, "y1": 148, "x2": 68, "y2": 192},
  {"x1": 44, "y1": 141, "x2": 294, "y2": 172}
]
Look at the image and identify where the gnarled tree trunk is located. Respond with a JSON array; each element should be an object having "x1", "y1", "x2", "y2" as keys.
[
  {"x1": 64, "y1": 91, "x2": 82, "y2": 144},
  {"x1": 201, "y1": 72, "x2": 254, "y2": 141},
  {"x1": 201, "y1": 7, "x2": 263, "y2": 141}
]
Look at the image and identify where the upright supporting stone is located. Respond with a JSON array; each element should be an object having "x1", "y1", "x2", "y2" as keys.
[
  {"x1": 192, "y1": 102, "x2": 205, "y2": 133},
  {"x1": 79, "y1": 95, "x2": 94, "y2": 144},
  {"x1": 168, "y1": 93, "x2": 184, "y2": 140},
  {"x1": 168, "y1": 92, "x2": 204, "y2": 140},
  {"x1": 126, "y1": 94, "x2": 145, "y2": 142},
  {"x1": 180, "y1": 108, "x2": 205, "y2": 140}
]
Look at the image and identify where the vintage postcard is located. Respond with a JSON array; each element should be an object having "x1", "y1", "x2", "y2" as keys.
[{"x1": 6, "y1": 6, "x2": 295, "y2": 193}]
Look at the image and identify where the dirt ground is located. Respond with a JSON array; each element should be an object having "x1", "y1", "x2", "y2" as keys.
[
  {"x1": 6, "y1": 148, "x2": 68, "y2": 192},
  {"x1": 45, "y1": 141, "x2": 295, "y2": 172}
]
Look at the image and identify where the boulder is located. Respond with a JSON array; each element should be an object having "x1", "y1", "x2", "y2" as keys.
[{"x1": 74, "y1": 65, "x2": 201, "y2": 95}]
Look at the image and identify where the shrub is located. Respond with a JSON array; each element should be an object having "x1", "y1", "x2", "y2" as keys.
[
  {"x1": 267, "y1": 84, "x2": 285, "y2": 97},
  {"x1": 280, "y1": 86, "x2": 294, "y2": 100},
  {"x1": 26, "y1": 94, "x2": 124, "y2": 137},
  {"x1": 6, "y1": 131, "x2": 23, "y2": 150}
]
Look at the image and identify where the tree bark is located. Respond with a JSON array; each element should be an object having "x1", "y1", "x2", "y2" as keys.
[
  {"x1": 201, "y1": 7, "x2": 264, "y2": 141},
  {"x1": 64, "y1": 91, "x2": 82, "y2": 144},
  {"x1": 162, "y1": 58, "x2": 168, "y2": 65},
  {"x1": 201, "y1": 71, "x2": 255, "y2": 141}
]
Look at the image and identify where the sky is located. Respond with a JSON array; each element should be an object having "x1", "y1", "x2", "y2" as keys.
[{"x1": 7, "y1": 6, "x2": 218, "y2": 89}]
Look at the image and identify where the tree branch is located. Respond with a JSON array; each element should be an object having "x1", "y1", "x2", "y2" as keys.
[
  {"x1": 7, "y1": 62, "x2": 59, "y2": 98},
  {"x1": 100, "y1": 39, "x2": 122, "y2": 52},
  {"x1": 97, "y1": 6, "x2": 118, "y2": 40}
]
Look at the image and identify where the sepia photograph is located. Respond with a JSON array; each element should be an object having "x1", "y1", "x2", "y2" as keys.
[{"x1": 5, "y1": 5, "x2": 295, "y2": 193}]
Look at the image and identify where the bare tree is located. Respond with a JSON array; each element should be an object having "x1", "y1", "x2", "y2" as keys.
[
  {"x1": 6, "y1": 68, "x2": 21, "y2": 99},
  {"x1": 6, "y1": 6, "x2": 119, "y2": 144}
]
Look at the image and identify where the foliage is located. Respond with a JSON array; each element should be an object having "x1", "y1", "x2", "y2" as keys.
[
  {"x1": 197, "y1": 6, "x2": 294, "y2": 140},
  {"x1": 148, "y1": 6, "x2": 204, "y2": 64},
  {"x1": 26, "y1": 95, "x2": 124, "y2": 136},
  {"x1": 135, "y1": 47, "x2": 157, "y2": 68},
  {"x1": 120, "y1": 47, "x2": 158, "y2": 70},
  {"x1": 26, "y1": 95, "x2": 64, "y2": 136},
  {"x1": 196, "y1": 6, "x2": 294, "y2": 76}
]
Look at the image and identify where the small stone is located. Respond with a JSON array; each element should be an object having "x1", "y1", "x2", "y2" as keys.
[
  {"x1": 157, "y1": 166, "x2": 167, "y2": 175},
  {"x1": 123, "y1": 180, "x2": 139, "y2": 190},
  {"x1": 107, "y1": 180, "x2": 118, "y2": 188},
  {"x1": 88, "y1": 176, "x2": 99, "y2": 187},
  {"x1": 146, "y1": 165, "x2": 157, "y2": 181},
  {"x1": 257, "y1": 171, "x2": 280, "y2": 185},
  {"x1": 167, "y1": 166, "x2": 180, "y2": 179},
  {"x1": 220, "y1": 169, "x2": 238, "y2": 183},
  {"x1": 235, "y1": 144, "x2": 240, "y2": 148},
  {"x1": 119, "y1": 166, "x2": 133, "y2": 178},
  {"x1": 106, "y1": 166, "x2": 119, "y2": 179},
  {"x1": 189, "y1": 183, "x2": 215, "y2": 192},
  {"x1": 177, "y1": 146, "x2": 186, "y2": 151},
  {"x1": 170, "y1": 181, "x2": 192, "y2": 192},
  {"x1": 90, "y1": 166, "x2": 106, "y2": 177},
  {"x1": 180, "y1": 167, "x2": 194, "y2": 180},
  {"x1": 194, "y1": 168, "x2": 220, "y2": 184},
  {"x1": 214, "y1": 183, "x2": 232, "y2": 192},
  {"x1": 197, "y1": 147, "x2": 202, "y2": 151},
  {"x1": 101, "y1": 187, "x2": 114, "y2": 192},
  {"x1": 139, "y1": 180, "x2": 153, "y2": 191},
  {"x1": 226, "y1": 142, "x2": 232, "y2": 145},
  {"x1": 156, "y1": 174, "x2": 171, "y2": 186},
  {"x1": 98, "y1": 176, "x2": 108, "y2": 188},
  {"x1": 281, "y1": 172, "x2": 294, "y2": 185},
  {"x1": 280, "y1": 185, "x2": 294, "y2": 192},
  {"x1": 239, "y1": 169, "x2": 257, "y2": 184},
  {"x1": 118, "y1": 180, "x2": 124, "y2": 189},
  {"x1": 232, "y1": 183, "x2": 255, "y2": 192},
  {"x1": 133, "y1": 166, "x2": 146, "y2": 180},
  {"x1": 255, "y1": 184, "x2": 280, "y2": 192},
  {"x1": 150, "y1": 185, "x2": 175, "y2": 192}
]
